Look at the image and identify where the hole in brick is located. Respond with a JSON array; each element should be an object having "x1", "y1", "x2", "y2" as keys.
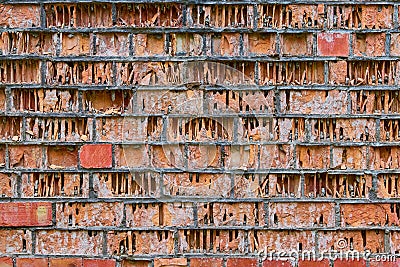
[
  {"x1": 188, "y1": 5, "x2": 250, "y2": 28},
  {"x1": 46, "y1": 3, "x2": 112, "y2": 27},
  {"x1": 259, "y1": 61, "x2": 324, "y2": 85}
]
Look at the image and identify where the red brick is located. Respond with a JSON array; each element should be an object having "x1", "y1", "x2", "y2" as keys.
[
  {"x1": 56, "y1": 202, "x2": 123, "y2": 227},
  {"x1": 341, "y1": 204, "x2": 399, "y2": 227},
  {"x1": 245, "y1": 33, "x2": 276, "y2": 56},
  {"x1": 49, "y1": 258, "x2": 83, "y2": 267},
  {"x1": 334, "y1": 259, "x2": 366, "y2": 267},
  {"x1": 299, "y1": 260, "x2": 330, "y2": 267},
  {"x1": 227, "y1": 258, "x2": 258, "y2": 267},
  {"x1": 318, "y1": 33, "x2": 349, "y2": 56},
  {"x1": 319, "y1": 230, "x2": 384, "y2": 253},
  {"x1": 48, "y1": 146, "x2": 78, "y2": 168},
  {"x1": 269, "y1": 202, "x2": 335, "y2": 228},
  {"x1": 0, "y1": 4, "x2": 40, "y2": 27},
  {"x1": 154, "y1": 258, "x2": 187, "y2": 267},
  {"x1": 281, "y1": 33, "x2": 313, "y2": 56},
  {"x1": 83, "y1": 259, "x2": 116, "y2": 267},
  {"x1": 9, "y1": 145, "x2": 42, "y2": 168},
  {"x1": 0, "y1": 257, "x2": 13, "y2": 267},
  {"x1": 370, "y1": 260, "x2": 400, "y2": 267},
  {"x1": 190, "y1": 258, "x2": 223, "y2": 267},
  {"x1": 16, "y1": 258, "x2": 49, "y2": 267},
  {"x1": 80, "y1": 144, "x2": 112, "y2": 169},
  {"x1": 354, "y1": 33, "x2": 386, "y2": 57},
  {"x1": 121, "y1": 260, "x2": 150, "y2": 267},
  {"x1": 0, "y1": 202, "x2": 52, "y2": 226},
  {"x1": 263, "y1": 260, "x2": 292, "y2": 267}
]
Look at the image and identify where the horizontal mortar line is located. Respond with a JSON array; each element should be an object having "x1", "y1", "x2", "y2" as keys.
[
  {"x1": 3, "y1": 54, "x2": 400, "y2": 62},
  {"x1": 2, "y1": 0, "x2": 400, "y2": 4},
  {"x1": 6, "y1": 84, "x2": 400, "y2": 91},
  {"x1": 0, "y1": 26, "x2": 397, "y2": 34},
  {"x1": 17, "y1": 55, "x2": 400, "y2": 62}
]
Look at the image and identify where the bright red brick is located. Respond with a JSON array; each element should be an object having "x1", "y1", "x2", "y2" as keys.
[
  {"x1": 16, "y1": 258, "x2": 49, "y2": 267},
  {"x1": 334, "y1": 259, "x2": 366, "y2": 267},
  {"x1": 50, "y1": 258, "x2": 83, "y2": 267},
  {"x1": 263, "y1": 260, "x2": 292, "y2": 267},
  {"x1": 299, "y1": 259, "x2": 330, "y2": 267},
  {"x1": 370, "y1": 260, "x2": 400, "y2": 267},
  {"x1": 227, "y1": 258, "x2": 258, "y2": 267},
  {"x1": 83, "y1": 259, "x2": 116, "y2": 267},
  {"x1": 318, "y1": 33, "x2": 349, "y2": 56},
  {"x1": 0, "y1": 202, "x2": 52, "y2": 226},
  {"x1": 190, "y1": 258, "x2": 224, "y2": 267},
  {"x1": 80, "y1": 144, "x2": 112, "y2": 169}
]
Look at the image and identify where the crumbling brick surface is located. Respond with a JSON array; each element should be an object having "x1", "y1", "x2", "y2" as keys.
[{"x1": 0, "y1": 1, "x2": 398, "y2": 266}]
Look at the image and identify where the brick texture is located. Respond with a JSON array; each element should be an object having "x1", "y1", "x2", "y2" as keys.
[{"x1": 0, "y1": 1, "x2": 398, "y2": 266}]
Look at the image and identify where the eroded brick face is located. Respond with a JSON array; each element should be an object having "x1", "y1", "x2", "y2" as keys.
[{"x1": 0, "y1": 1, "x2": 398, "y2": 266}]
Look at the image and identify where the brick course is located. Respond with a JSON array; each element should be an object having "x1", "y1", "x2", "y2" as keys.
[{"x1": 0, "y1": 1, "x2": 399, "y2": 267}]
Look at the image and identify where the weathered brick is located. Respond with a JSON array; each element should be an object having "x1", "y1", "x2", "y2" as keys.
[
  {"x1": 297, "y1": 145, "x2": 330, "y2": 169},
  {"x1": 281, "y1": 90, "x2": 348, "y2": 114},
  {"x1": 9, "y1": 145, "x2": 42, "y2": 168},
  {"x1": 117, "y1": 144, "x2": 149, "y2": 168},
  {"x1": 56, "y1": 202, "x2": 123, "y2": 227},
  {"x1": 211, "y1": 33, "x2": 241, "y2": 56},
  {"x1": 21, "y1": 173, "x2": 89, "y2": 198},
  {"x1": 259, "y1": 145, "x2": 293, "y2": 169},
  {"x1": 269, "y1": 202, "x2": 335, "y2": 228},
  {"x1": 61, "y1": 33, "x2": 91, "y2": 55},
  {"x1": 354, "y1": 33, "x2": 386, "y2": 57},
  {"x1": 45, "y1": 3, "x2": 113, "y2": 28},
  {"x1": 0, "y1": 229, "x2": 32, "y2": 254},
  {"x1": 341, "y1": 204, "x2": 400, "y2": 227},
  {"x1": 179, "y1": 229, "x2": 247, "y2": 253},
  {"x1": 319, "y1": 230, "x2": 385, "y2": 253},
  {"x1": 0, "y1": 202, "x2": 52, "y2": 226},
  {"x1": 80, "y1": 144, "x2": 112, "y2": 169},
  {"x1": 126, "y1": 202, "x2": 193, "y2": 227},
  {"x1": 36, "y1": 230, "x2": 103, "y2": 255},
  {"x1": 0, "y1": 4, "x2": 40, "y2": 27},
  {"x1": 249, "y1": 230, "x2": 315, "y2": 252},
  {"x1": 197, "y1": 202, "x2": 264, "y2": 226},
  {"x1": 108, "y1": 230, "x2": 174, "y2": 255},
  {"x1": 95, "y1": 33, "x2": 129, "y2": 56},
  {"x1": 163, "y1": 172, "x2": 231, "y2": 198},
  {"x1": 281, "y1": 33, "x2": 313, "y2": 56},
  {"x1": 331, "y1": 146, "x2": 367, "y2": 170},
  {"x1": 245, "y1": 33, "x2": 276, "y2": 56},
  {"x1": 93, "y1": 171, "x2": 160, "y2": 198},
  {"x1": 0, "y1": 173, "x2": 17, "y2": 197},
  {"x1": 134, "y1": 34, "x2": 165, "y2": 56},
  {"x1": 48, "y1": 146, "x2": 78, "y2": 168}
]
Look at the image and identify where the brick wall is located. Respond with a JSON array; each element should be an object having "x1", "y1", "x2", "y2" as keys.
[{"x1": 0, "y1": 1, "x2": 399, "y2": 267}]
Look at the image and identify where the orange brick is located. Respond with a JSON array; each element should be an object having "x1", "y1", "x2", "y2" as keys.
[
  {"x1": 190, "y1": 258, "x2": 223, "y2": 267},
  {"x1": 49, "y1": 258, "x2": 83, "y2": 267},
  {"x1": 154, "y1": 258, "x2": 187, "y2": 267},
  {"x1": 16, "y1": 258, "x2": 49, "y2": 267},
  {"x1": 227, "y1": 258, "x2": 257, "y2": 267},
  {"x1": 0, "y1": 257, "x2": 13, "y2": 267},
  {"x1": 0, "y1": 4, "x2": 40, "y2": 27}
]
